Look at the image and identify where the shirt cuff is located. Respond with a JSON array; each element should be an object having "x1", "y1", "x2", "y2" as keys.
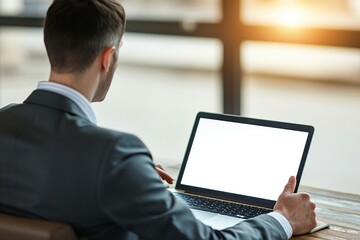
[{"x1": 268, "y1": 211, "x2": 293, "y2": 239}]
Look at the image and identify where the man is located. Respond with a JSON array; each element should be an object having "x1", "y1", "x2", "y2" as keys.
[{"x1": 0, "y1": 0, "x2": 316, "y2": 239}]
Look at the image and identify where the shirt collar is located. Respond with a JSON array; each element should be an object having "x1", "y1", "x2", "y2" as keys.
[{"x1": 36, "y1": 81, "x2": 97, "y2": 125}]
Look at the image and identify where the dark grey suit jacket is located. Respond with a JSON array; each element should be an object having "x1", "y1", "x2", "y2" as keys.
[{"x1": 0, "y1": 90, "x2": 287, "y2": 239}]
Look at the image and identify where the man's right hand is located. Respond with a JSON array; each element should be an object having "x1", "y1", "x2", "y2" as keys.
[{"x1": 274, "y1": 176, "x2": 317, "y2": 236}]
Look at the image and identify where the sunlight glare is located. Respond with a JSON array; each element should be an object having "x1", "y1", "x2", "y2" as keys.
[{"x1": 278, "y1": 5, "x2": 305, "y2": 27}]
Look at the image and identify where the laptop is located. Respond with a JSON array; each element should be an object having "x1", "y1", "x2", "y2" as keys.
[{"x1": 170, "y1": 111, "x2": 314, "y2": 230}]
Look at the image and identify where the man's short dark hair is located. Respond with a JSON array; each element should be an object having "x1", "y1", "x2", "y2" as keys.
[{"x1": 44, "y1": 0, "x2": 126, "y2": 73}]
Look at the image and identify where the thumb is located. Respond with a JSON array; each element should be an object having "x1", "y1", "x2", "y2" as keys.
[{"x1": 282, "y1": 176, "x2": 296, "y2": 194}]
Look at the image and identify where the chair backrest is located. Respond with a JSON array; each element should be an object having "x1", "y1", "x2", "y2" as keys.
[{"x1": 0, "y1": 213, "x2": 78, "y2": 240}]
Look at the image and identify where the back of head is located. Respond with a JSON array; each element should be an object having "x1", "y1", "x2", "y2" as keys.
[{"x1": 44, "y1": 0, "x2": 126, "y2": 74}]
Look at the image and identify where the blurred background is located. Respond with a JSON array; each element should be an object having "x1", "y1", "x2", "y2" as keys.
[{"x1": 0, "y1": 0, "x2": 360, "y2": 195}]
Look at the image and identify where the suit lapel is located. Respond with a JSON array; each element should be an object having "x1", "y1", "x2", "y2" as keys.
[{"x1": 24, "y1": 90, "x2": 89, "y2": 121}]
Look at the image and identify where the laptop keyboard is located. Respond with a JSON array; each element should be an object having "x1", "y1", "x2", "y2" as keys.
[{"x1": 173, "y1": 192, "x2": 271, "y2": 219}]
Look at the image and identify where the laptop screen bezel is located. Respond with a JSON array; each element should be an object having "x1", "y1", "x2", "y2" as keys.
[{"x1": 175, "y1": 112, "x2": 314, "y2": 209}]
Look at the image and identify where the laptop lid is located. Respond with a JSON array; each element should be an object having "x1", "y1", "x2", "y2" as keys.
[{"x1": 175, "y1": 112, "x2": 314, "y2": 209}]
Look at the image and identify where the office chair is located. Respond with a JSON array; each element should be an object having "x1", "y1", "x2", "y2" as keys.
[{"x1": 0, "y1": 212, "x2": 78, "y2": 240}]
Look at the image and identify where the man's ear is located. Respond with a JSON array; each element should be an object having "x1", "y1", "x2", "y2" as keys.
[{"x1": 101, "y1": 46, "x2": 116, "y2": 72}]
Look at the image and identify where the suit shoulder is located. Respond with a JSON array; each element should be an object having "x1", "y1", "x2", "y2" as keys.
[
  {"x1": 83, "y1": 125, "x2": 148, "y2": 150},
  {"x1": 0, "y1": 103, "x2": 19, "y2": 113},
  {"x1": 86, "y1": 125, "x2": 137, "y2": 140}
]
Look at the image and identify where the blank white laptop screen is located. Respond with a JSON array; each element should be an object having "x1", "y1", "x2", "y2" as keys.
[{"x1": 180, "y1": 118, "x2": 309, "y2": 201}]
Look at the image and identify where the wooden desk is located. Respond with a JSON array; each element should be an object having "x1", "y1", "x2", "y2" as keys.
[
  {"x1": 164, "y1": 163, "x2": 360, "y2": 240},
  {"x1": 293, "y1": 186, "x2": 360, "y2": 240}
]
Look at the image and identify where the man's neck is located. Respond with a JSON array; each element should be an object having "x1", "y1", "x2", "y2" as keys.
[{"x1": 49, "y1": 69, "x2": 100, "y2": 102}]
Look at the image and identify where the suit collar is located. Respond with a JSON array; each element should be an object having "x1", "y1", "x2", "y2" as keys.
[
  {"x1": 24, "y1": 90, "x2": 90, "y2": 122},
  {"x1": 36, "y1": 81, "x2": 97, "y2": 124}
]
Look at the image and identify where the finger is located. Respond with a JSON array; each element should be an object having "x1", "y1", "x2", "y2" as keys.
[
  {"x1": 155, "y1": 164, "x2": 164, "y2": 171},
  {"x1": 282, "y1": 176, "x2": 296, "y2": 194},
  {"x1": 155, "y1": 164, "x2": 174, "y2": 184},
  {"x1": 156, "y1": 167, "x2": 174, "y2": 184}
]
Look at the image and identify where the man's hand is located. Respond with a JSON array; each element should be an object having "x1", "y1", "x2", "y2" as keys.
[
  {"x1": 155, "y1": 164, "x2": 174, "y2": 184},
  {"x1": 274, "y1": 176, "x2": 317, "y2": 236}
]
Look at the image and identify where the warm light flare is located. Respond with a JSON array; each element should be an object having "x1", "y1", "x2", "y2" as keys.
[{"x1": 279, "y1": 6, "x2": 304, "y2": 27}]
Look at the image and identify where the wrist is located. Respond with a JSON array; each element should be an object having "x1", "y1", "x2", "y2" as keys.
[{"x1": 269, "y1": 211, "x2": 293, "y2": 239}]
